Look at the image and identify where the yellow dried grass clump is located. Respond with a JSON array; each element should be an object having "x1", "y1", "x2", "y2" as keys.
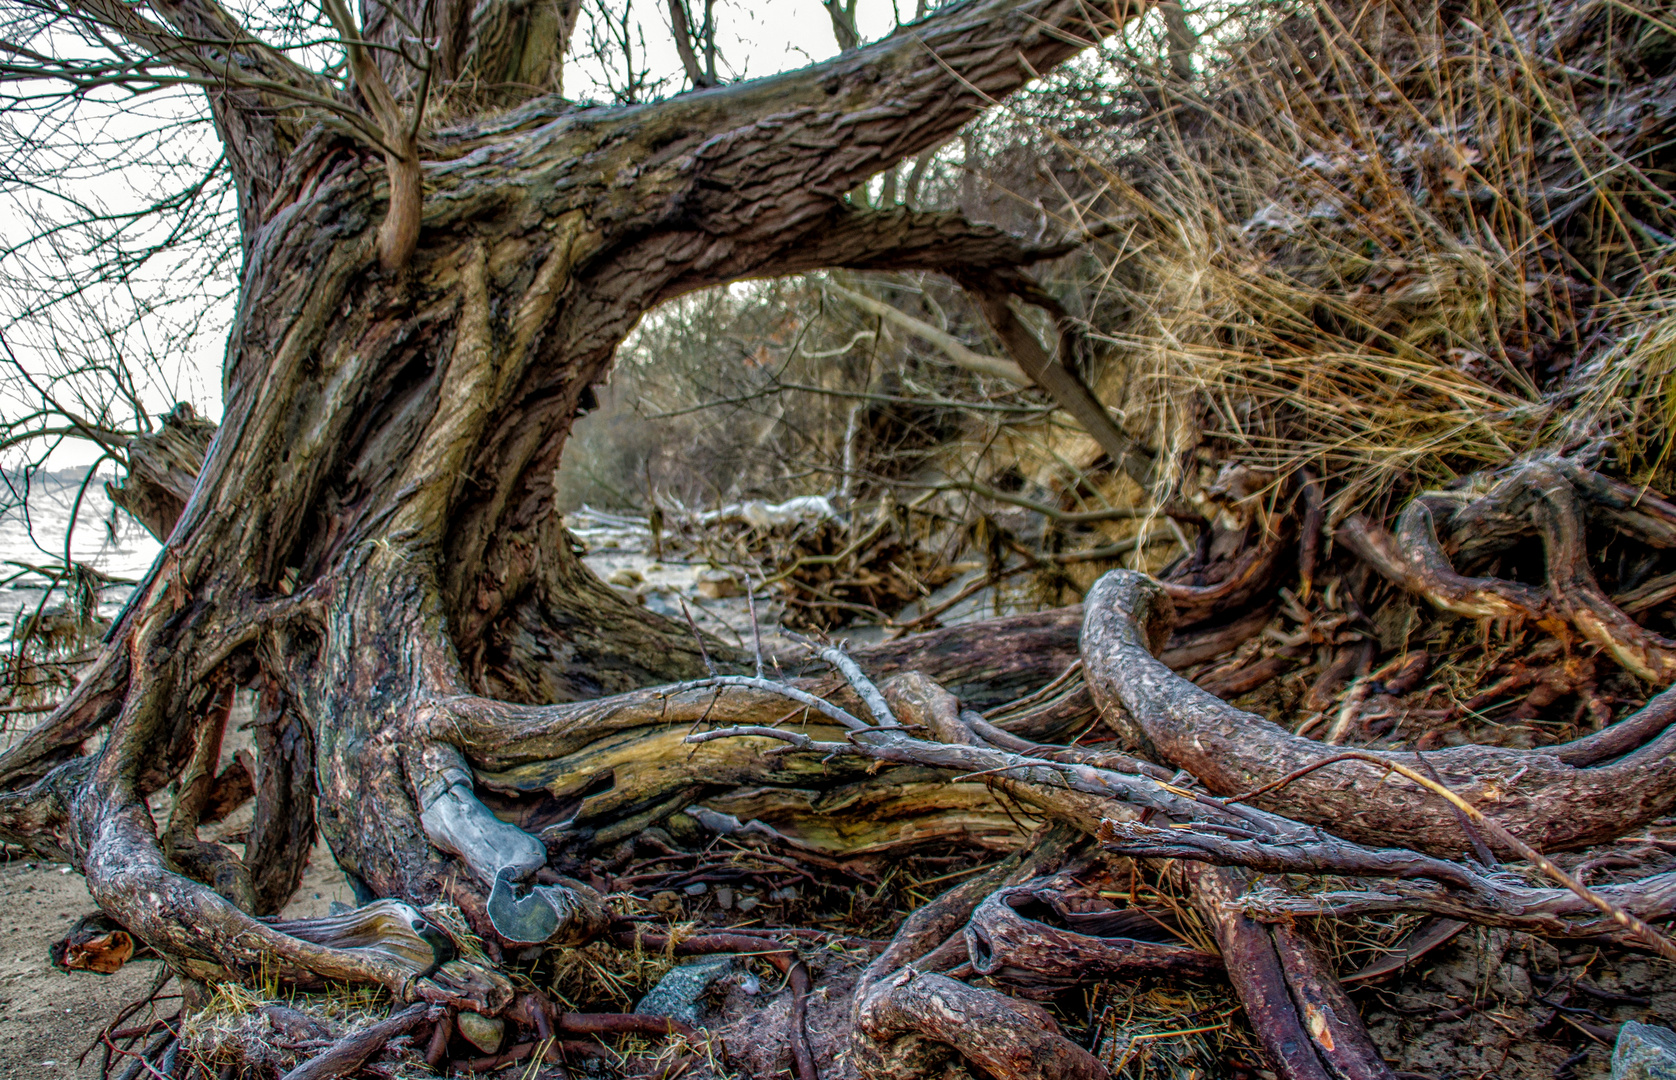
[{"x1": 1049, "y1": 0, "x2": 1676, "y2": 514}]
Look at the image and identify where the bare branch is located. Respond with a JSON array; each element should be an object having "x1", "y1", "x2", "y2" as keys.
[{"x1": 825, "y1": 280, "x2": 1027, "y2": 383}]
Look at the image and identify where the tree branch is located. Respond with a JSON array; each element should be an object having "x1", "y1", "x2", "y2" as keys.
[
  {"x1": 638, "y1": 0, "x2": 1143, "y2": 247},
  {"x1": 666, "y1": 0, "x2": 717, "y2": 88},
  {"x1": 961, "y1": 276, "x2": 1157, "y2": 490},
  {"x1": 825, "y1": 280, "x2": 1027, "y2": 383},
  {"x1": 32, "y1": 0, "x2": 342, "y2": 245}
]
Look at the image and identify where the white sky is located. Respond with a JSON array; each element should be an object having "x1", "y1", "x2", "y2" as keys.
[{"x1": 570, "y1": 2, "x2": 908, "y2": 98}]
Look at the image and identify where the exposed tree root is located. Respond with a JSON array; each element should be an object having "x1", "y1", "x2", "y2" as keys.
[
  {"x1": 1340, "y1": 457, "x2": 1676, "y2": 682},
  {"x1": 963, "y1": 875, "x2": 1221, "y2": 994},
  {"x1": 18, "y1": 455, "x2": 1676, "y2": 1080},
  {"x1": 1084, "y1": 568, "x2": 1676, "y2": 855},
  {"x1": 277, "y1": 1002, "x2": 431, "y2": 1080},
  {"x1": 850, "y1": 828, "x2": 1110, "y2": 1080}
]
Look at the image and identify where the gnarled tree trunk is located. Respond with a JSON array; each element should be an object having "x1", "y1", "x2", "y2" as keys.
[
  {"x1": 33, "y1": 4, "x2": 1674, "y2": 1078},
  {"x1": 0, "y1": 0, "x2": 1138, "y2": 1014}
]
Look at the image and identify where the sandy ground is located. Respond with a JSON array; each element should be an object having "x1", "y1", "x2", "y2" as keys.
[
  {"x1": 0, "y1": 700, "x2": 358, "y2": 1079},
  {"x1": 0, "y1": 855, "x2": 157, "y2": 1079},
  {"x1": 0, "y1": 843, "x2": 354, "y2": 1079}
]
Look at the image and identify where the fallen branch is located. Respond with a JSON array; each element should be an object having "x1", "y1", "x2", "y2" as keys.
[{"x1": 276, "y1": 1002, "x2": 432, "y2": 1080}]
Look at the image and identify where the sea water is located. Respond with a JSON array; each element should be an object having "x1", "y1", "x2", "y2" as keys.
[{"x1": 0, "y1": 468, "x2": 160, "y2": 637}]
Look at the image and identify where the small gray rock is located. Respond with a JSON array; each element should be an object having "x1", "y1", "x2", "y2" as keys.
[
  {"x1": 1615, "y1": 1021, "x2": 1676, "y2": 1080},
  {"x1": 715, "y1": 887, "x2": 735, "y2": 910},
  {"x1": 683, "y1": 882, "x2": 707, "y2": 896},
  {"x1": 736, "y1": 895, "x2": 760, "y2": 913},
  {"x1": 635, "y1": 956, "x2": 735, "y2": 1025}
]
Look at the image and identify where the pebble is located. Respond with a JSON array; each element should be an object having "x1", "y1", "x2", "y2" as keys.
[
  {"x1": 736, "y1": 896, "x2": 761, "y2": 913},
  {"x1": 456, "y1": 1011, "x2": 505, "y2": 1055},
  {"x1": 715, "y1": 887, "x2": 735, "y2": 910},
  {"x1": 683, "y1": 882, "x2": 707, "y2": 896},
  {"x1": 635, "y1": 956, "x2": 735, "y2": 1025},
  {"x1": 1615, "y1": 1022, "x2": 1676, "y2": 1080}
]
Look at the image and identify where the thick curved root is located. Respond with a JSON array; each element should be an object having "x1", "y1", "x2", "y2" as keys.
[
  {"x1": 1082, "y1": 569, "x2": 1676, "y2": 855},
  {"x1": 856, "y1": 970, "x2": 1109, "y2": 1080},
  {"x1": 81, "y1": 803, "x2": 512, "y2": 1013},
  {"x1": 849, "y1": 828, "x2": 1109, "y2": 1080},
  {"x1": 1340, "y1": 457, "x2": 1676, "y2": 681},
  {"x1": 963, "y1": 876, "x2": 1221, "y2": 995}
]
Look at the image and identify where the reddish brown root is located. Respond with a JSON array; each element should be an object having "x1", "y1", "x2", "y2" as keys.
[
  {"x1": 1340, "y1": 458, "x2": 1676, "y2": 682},
  {"x1": 963, "y1": 875, "x2": 1221, "y2": 997}
]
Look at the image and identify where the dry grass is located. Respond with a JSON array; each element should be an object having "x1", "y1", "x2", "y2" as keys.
[
  {"x1": 548, "y1": 905, "x2": 702, "y2": 1009},
  {"x1": 549, "y1": 938, "x2": 680, "y2": 1009},
  {"x1": 178, "y1": 978, "x2": 402, "y2": 1076},
  {"x1": 1018, "y1": 0, "x2": 1676, "y2": 518},
  {"x1": 1091, "y1": 980, "x2": 1253, "y2": 1079}
]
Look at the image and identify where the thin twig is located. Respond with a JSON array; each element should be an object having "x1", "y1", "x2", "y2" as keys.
[
  {"x1": 784, "y1": 632, "x2": 898, "y2": 728},
  {"x1": 676, "y1": 597, "x2": 717, "y2": 677},
  {"x1": 663, "y1": 675, "x2": 869, "y2": 732},
  {"x1": 745, "y1": 573, "x2": 765, "y2": 680}
]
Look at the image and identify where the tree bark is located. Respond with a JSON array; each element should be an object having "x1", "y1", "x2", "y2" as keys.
[{"x1": 0, "y1": 0, "x2": 1145, "y2": 1007}]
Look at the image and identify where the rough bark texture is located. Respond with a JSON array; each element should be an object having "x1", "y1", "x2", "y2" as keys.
[
  {"x1": 0, "y1": 0, "x2": 1147, "y2": 1019},
  {"x1": 24, "y1": 2, "x2": 1670, "y2": 1077},
  {"x1": 104, "y1": 404, "x2": 218, "y2": 541},
  {"x1": 1082, "y1": 569, "x2": 1676, "y2": 856}
]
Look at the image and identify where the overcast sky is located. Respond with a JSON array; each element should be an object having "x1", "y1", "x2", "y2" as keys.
[{"x1": 570, "y1": 2, "x2": 909, "y2": 98}]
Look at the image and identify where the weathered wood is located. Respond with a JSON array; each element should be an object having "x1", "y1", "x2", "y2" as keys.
[
  {"x1": 964, "y1": 283, "x2": 1156, "y2": 489},
  {"x1": 964, "y1": 877, "x2": 1221, "y2": 996},
  {"x1": 276, "y1": 1002, "x2": 431, "y2": 1080},
  {"x1": 1240, "y1": 867, "x2": 1676, "y2": 943},
  {"x1": 1270, "y1": 923, "x2": 1399, "y2": 1080},
  {"x1": 1340, "y1": 458, "x2": 1676, "y2": 681},
  {"x1": 850, "y1": 827, "x2": 1109, "y2": 1080},
  {"x1": 246, "y1": 686, "x2": 318, "y2": 916},
  {"x1": 0, "y1": 0, "x2": 1151, "y2": 1015},
  {"x1": 1182, "y1": 864, "x2": 1334, "y2": 1080},
  {"x1": 104, "y1": 404, "x2": 217, "y2": 541}
]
